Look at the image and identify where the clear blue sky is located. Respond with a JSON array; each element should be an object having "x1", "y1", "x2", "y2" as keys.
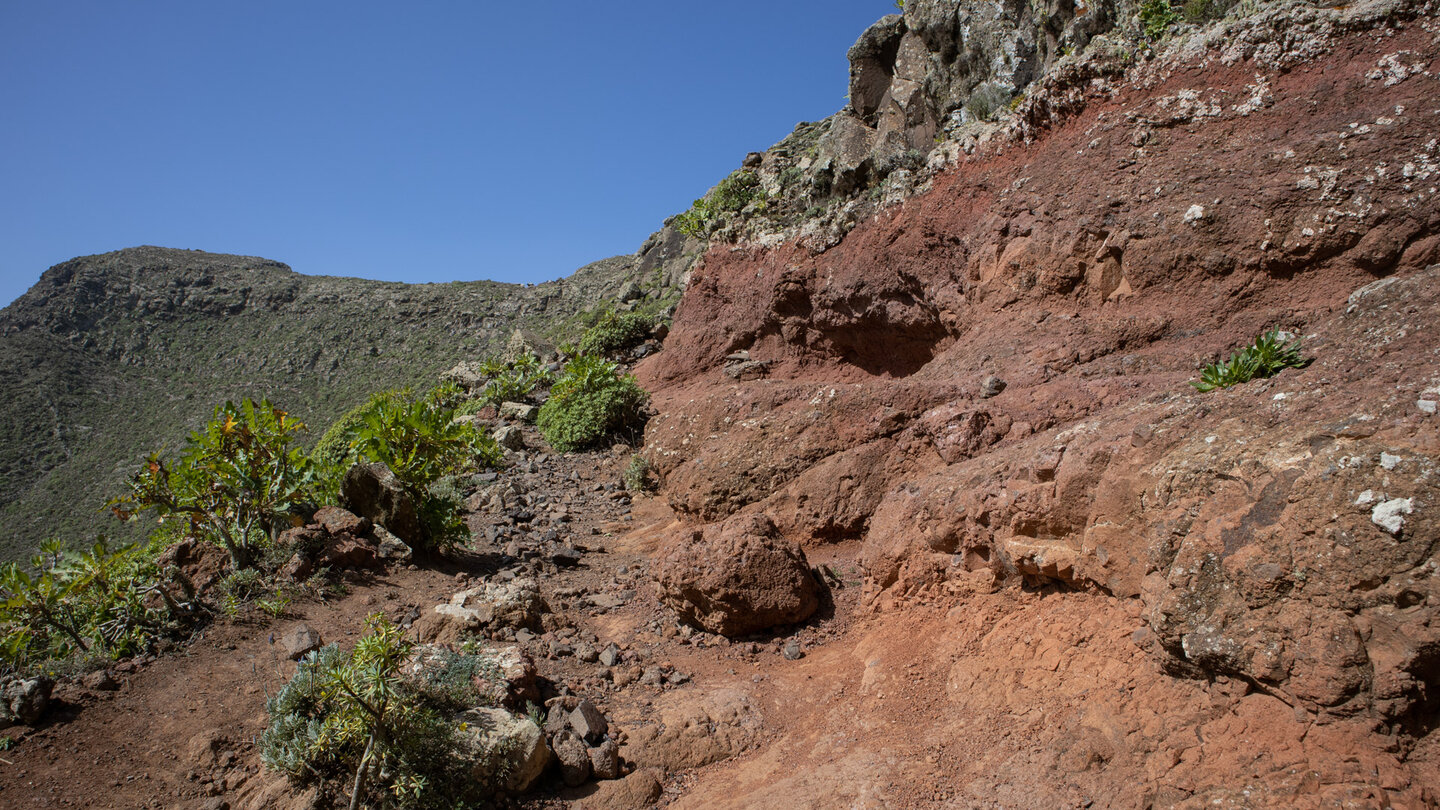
[{"x1": 0, "y1": 1, "x2": 891, "y2": 307}]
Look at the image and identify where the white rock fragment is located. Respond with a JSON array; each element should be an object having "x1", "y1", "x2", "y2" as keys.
[
  {"x1": 1184, "y1": 204, "x2": 1206, "y2": 223},
  {"x1": 1356, "y1": 489, "x2": 1376, "y2": 505},
  {"x1": 1418, "y1": 400, "x2": 1437, "y2": 415},
  {"x1": 1371, "y1": 498, "x2": 1414, "y2": 535},
  {"x1": 1380, "y1": 452, "x2": 1402, "y2": 470}
]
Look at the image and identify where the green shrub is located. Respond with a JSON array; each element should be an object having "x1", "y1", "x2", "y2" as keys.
[
  {"x1": 346, "y1": 391, "x2": 502, "y2": 550},
  {"x1": 1, "y1": 538, "x2": 171, "y2": 674},
  {"x1": 1191, "y1": 327, "x2": 1310, "y2": 392},
  {"x1": 622, "y1": 454, "x2": 657, "y2": 493},
  {"x1": 675, "y1": 170, "x2": 767, "y2": 237},
  {"x1": 1139, "y1": 0, "x2": 1182, "y2": 40},
  {"x1": 109, "y1": 399, "x2": 320, "y2": 570},
  {"x1": 1182, "y1": 0, "x2": 1238, "y2": 23},
  {"x1": 578, "y1": 311, "x2": 652, "y2": 358},
  {"x1": 537, "y1": 355, "x2": 649, "y2": 452},
  {"x1": 478, "y1": 355, "x2": 554, "y2": 409},
  {"x1": 261, "y1": 615, "x2": 494, "y2": 808}
]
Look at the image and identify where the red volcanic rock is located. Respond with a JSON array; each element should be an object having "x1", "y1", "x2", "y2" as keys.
[{"x1": 654, "y1": 514, "x2": 820, "y2": 637}]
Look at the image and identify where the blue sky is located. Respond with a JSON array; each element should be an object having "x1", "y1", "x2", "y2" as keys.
[{"x1": 0, "y1": 1, "x2": 891, "y2": 306}]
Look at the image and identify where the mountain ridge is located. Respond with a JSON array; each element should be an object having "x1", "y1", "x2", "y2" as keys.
[{"x1": 0, "y1": 244, "x2": 683, "y2": 559}]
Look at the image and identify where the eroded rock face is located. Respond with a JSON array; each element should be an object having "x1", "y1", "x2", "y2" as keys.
[
  {"x1": 653, "y1": 514, "x2": 820, "y2": 637},
  {"x1": 636, "y1": 5, "x2": 1440, "y2": 803}
]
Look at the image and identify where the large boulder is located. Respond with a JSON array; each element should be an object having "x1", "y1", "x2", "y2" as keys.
[
  {"x1": 456, "y1": 707, "x2": 549, "y2": 793},
  {"x1": 402, "y1": 643, "x2": 539, "y2": 708},
  {"x1": 0, "y1": 677, "x2": 52, "y2": 728},
  {"x1": 653, "y1": 514, "x2": 820, "y2": 637},
  {"x1": 340, "y1": 462, "x2": 421, "y2": 546},
  {"x1": 418, "y1": 578, "x2": 547, "y2": 642}
]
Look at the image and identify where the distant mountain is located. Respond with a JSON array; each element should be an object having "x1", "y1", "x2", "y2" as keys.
[{"x1": 0, "y1": 244, "x2": 689, "y2": 559}]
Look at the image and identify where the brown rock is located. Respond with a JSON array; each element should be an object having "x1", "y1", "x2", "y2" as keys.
[
  {"x1": 581, "y1": 768, "x2": 663, "y2": 809},
  {"x1": 312, "y1": 505, "x2": 370, "y2": 536},
  {"x1": 280, "y1": 624, "x2": 322, "y2": 660},
  {"x1": 340, "y1": 462, "x2": 421, "y2": 546},
  {"x1": 653, "y1": 514, "x2": 820, "y2": 637}
]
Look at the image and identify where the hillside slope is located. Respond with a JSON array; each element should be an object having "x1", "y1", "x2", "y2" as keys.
[{"x1": 0, "y1": 244, "x2": 688, "y2": 558}]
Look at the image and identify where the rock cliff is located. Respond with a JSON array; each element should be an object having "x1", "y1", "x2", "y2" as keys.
[{"x1": 638, "y1": 0, "x2": 1440, "y2": 803}]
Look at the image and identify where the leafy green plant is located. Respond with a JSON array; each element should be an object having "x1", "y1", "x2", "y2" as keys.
[
  {"x1": 675, "y1": 169, "x2": 767, "y2": 237},
  {"x1": 1182, "y1": 0, "x2": 1238, "y2": 23},
  {"x1": 478, "y1": 354, "x2": 554, "y2": 409},
  {"x1": 261, "y1": 615, "x2": 496, "y2": 809},
  {"x1": 1191, "y1": 328, "x2": 1310, "y2": 392},
  {"x1": 578, "y1": 311, "x2": 652, "y2": 359},
  {"x1": 1, "y1": 537, "x2": 171, "y2": 674},
  {"x1": 537, "y1": 354, "x2": 649, "y2": 452},
  {"x1": 1140, "y1": 0, "x2": 1182, "y2": 40},
  {"x1": 256, "y1": 587, "x2": 293, "y2": 619},
  {"x1": 108, "y1": 399, "x2": 319, "y2": 570},
  {"x1": 339, "y1": 390, "x2": 501, "y2": 551}
]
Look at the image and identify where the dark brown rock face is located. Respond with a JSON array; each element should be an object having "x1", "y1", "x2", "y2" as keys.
[
  {"x1": 340, "y1": 462, "x2": 421, "y2": 546},
  {"x1": 653, "y1": 514, "x2": 820, "y2": 637}
]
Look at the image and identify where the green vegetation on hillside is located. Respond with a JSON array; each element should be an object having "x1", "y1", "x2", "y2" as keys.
[
  {"x1": 0, "y1": 247, "x2": 664, "y2": 561},
  {"x1": 1191, "y1": 327, "x2": 1311, "y2": 392},
  {"x1": 537, "y1": 354, "x2": 649, "y2": 452}
]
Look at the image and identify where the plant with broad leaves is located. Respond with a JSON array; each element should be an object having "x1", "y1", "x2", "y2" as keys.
[
  {"x1": 0, "y1": 537, "x2": 179, "y2": 674},
  {"x1": 108, "y1": 399, "x2": 319, "y2": 570}
]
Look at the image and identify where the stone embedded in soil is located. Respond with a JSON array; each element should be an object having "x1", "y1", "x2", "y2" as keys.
[
  {"x1": 419, "y1": 578, "x2": 546, "y2": 643},
  {"x1": 588, "y1": 738, "x2": 621, "y2": 780},
  {"x1": 653, "y1": 513, "x2": 820, "y2": 637},
  {"x1": 599, "y1": 643, "x2": 622, "y2": 667},
  {"x1": 312, "y1": 505, "x2": 370, "y2": 536},
  {"x1": 554, "y1": 732, "x2": 592, "y2": 786},
  {"x1": 280, "y1": 624, "x2": 322, "y2": 660}
]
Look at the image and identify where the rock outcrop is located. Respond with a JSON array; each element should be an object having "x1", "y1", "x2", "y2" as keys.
[
  {"x1": 637, "y1": 0, "x2": 1440, "y2": 804},
  {"x1": 653, "y1": 514, "x2": 821, "y2": 637}
]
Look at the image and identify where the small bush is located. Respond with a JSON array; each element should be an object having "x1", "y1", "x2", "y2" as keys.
[
  {"x1": 622, "y1": 454, "x2": 657, "y2": 493},
  {"x1": 1191, "y1": 327, "x2": 1310, "y2": 392},
  {"x1": 1140, "y1": 0, "x2": 1182, "y2": 40},
  {"x1": 578, "y1": 311, "x2": 652, "y2": 359},
  {"x1": 537, "y1": 355, "x2": 649, "y2": 452},
  {"x1": 675, "y1": 170, "x2": 766, "y2": 237},
  {"x1": 261, "y1": 615, "x2": 493, "y2": 808}
]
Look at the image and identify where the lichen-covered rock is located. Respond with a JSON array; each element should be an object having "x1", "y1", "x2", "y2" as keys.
[
  {"x1": 418, "y1": 578, "x2": 546, "y2": 642},
  {"x1": 653, "y1": 514, "x2": 819, "y2": 637},
  {"x1": 402, "y1": 643, "x2": 539, "y2": 708},
  {"x1": 456, "y1": 707, "x2": 549, "y2": 793},
  {"x1": 1, "y1": 677, "x2": 53, "y2": 727}
]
